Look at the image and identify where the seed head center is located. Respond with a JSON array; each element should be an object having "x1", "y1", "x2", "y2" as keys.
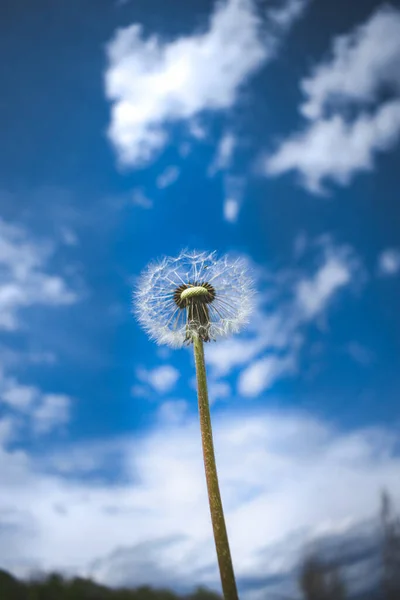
[
  {"x1": 173, "y1": 282, "x2": 216, "y2": 309},
  {"x1": 180, "y1": 286, "x2": 209, "y2": 301}
]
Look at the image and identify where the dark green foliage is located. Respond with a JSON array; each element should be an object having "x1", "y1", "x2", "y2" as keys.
[
  {"x1": 0, "y1": 572, "x2": 223, "y2": 600},
  {"x1": 0, "y1": 570, "x2": 26, "y2": 600}
]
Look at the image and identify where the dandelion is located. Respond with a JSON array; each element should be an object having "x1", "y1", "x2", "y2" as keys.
[{"x1": 134, "y1": 250, "x2": 254, "y2": 600}]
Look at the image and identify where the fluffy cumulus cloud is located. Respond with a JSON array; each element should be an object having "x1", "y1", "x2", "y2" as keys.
[
  {"x1": 105, "y1": 0, "x2": 310, "y2": 167},
  {"x1": 265, "y1": 5, "x2": 400, "y2": 193},
  {"x1": 206, "y1": 237, "x2": 360, "y2": 395},
  {"x1": 0, "y1": 406, "x2": 399, "y2": 596},
  {"x1": 378, "y1": 248, "x2": 400, "y2": 276}
]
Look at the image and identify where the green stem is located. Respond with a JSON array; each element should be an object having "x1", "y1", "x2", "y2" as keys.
[{"x1": 193, "y1": 335, "x2": 239, "y2": 600}]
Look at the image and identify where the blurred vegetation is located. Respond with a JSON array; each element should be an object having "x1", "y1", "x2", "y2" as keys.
[
  {"x1": 298, "y1": 490, "x2": 400, "y2": 600},
  {"x1": 299, "y1": 557, "x2": 346, "y2": 600},
  {"x1": 0, "y1": 574, "x2": 223, "y2": 600},
  {"x1": 1, "y1": 492, "x2": 399, "y2": 599}
]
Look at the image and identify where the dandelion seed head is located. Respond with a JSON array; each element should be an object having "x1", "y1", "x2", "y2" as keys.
[{"x1": 134, "y1": 250, "x2": 254, "y2": 347}]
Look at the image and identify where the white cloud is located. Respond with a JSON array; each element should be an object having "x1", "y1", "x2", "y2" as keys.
[
  {"x1": 299, "y1": 6, "x2": 400, "y2": 120},
  {"x1": 265, "y1": 100, "x2": 400, "y2": 193},
  {"x1": 0, "y1": 216, "x2": 79, "y2": 443},
  {"x1": 137, "y1": 365, "x2": 180, "y2": 394},
  {"x1": 206, "y1": 240, "x2": 360, "y2": 380},
  {"x1": 1, "y1": 382, "x2": 39, "y2": 411},
  {"x1": 205, "y1": 312, "x2": 290, "y2": 376},
  {"x1": 238, "y1": 353, "x2": 295, "y2": 396},
  {"x1": 0, "y1": 374, "x2": 72, "y2": 437},
  {"x1": 0, "y1": 217, "x2": 78, "y2": 330},
  {"x1": 378, "y1": 248, "x2": 400, "y2": 276},
  {"x1": 223, "y1": 175, "x2": 245, "y2": 222},
  {"x1": 105, "y1": 0, "x2": 309, "y2": 167},
  {"x1": 295, "y1": 253, "x2": 352, "y2": 318},
  {"x1": 105, "y1": 0, "x2": 268, "y2": 166},
  {"x1": 208, "y1": 132, "x2": 236, "y2": 175},
  {"x1": 32, "y1": 394, "x2": 71, "y2": 435},
  {"x1": 265, "y1": 5, "x2": 400, "y2": 193},
  {"x1": 1, "y1": 407, "x2": 399, "y2": 595},
  {"x1": 224, "y1": 198, "x2": 240, "y2": 223},
  {"x1": 156, "y1": 166, "x2": 180, "y2": 189}
]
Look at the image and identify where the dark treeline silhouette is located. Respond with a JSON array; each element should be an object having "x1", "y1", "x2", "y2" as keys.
[
  {"x1": 0, "y1": 572, "x2": 222, "y2": 600},
  {"x1": 1, "y1": 492, "x2": 399, "y2": 600}
]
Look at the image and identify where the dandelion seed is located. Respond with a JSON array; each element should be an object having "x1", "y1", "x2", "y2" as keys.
[
  {"x1": 134, "y1": 250, "x2": 255, "y2": 600},
  {"x1": 135, "y1": 249, "x2": 254, "y2": 347}
]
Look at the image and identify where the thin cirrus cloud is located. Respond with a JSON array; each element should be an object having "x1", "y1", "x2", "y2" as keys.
[
  {"x1": 104, "y1": 0, "x2": 310, "y2": 168},
  {"x1": 264, "y1": 5, "x2": 400, "y2": 193}
]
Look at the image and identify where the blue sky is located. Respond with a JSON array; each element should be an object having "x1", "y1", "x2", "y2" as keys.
[{"x1": 1, "y1": 0, "x2": 400, "y2": 597}]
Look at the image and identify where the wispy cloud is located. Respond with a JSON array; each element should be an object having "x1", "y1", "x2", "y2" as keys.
[
  {"x1": 208, "y1": 132, "x2": 237, "y2": 176},
  {"x1": 264, "y1": 5, "x2": 400, "y2": 193},
  {"x1": 223, "y1": 198, "x2": 240, "y2": 223},
  {"x1": 131, "y1": 189, "x2": 153, "y2": 209},
  {"x1": 0, "y1": 216, "x2": 79, "y2": 441},
  {"x1": 238, "y1": 353, "x2": 296, "y2": 397},
  {"x1": 0, "y1": 217, "x2": 78, "y2": 330},
  {"x1": 267, "y1": 0, "x2": 310, "y2": 31},
  {"x1": 0, "y1": 377, "x2": 73, "y2": 438},
  {"x1": 223, "y1": 176, "x2": 245, "y2": 223},
  {"x1": 206, "y1": 237, "x2": 362, "y2": 394},
  {"x1": 156, "y1": 166, "x2": 180, "y2": 189},
  {"x1": 295, "y1": 250, "x2": 353, "y2": 318},
  {"x1": 32, "y1": 394, "x2": 71, "y2": 435}
]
